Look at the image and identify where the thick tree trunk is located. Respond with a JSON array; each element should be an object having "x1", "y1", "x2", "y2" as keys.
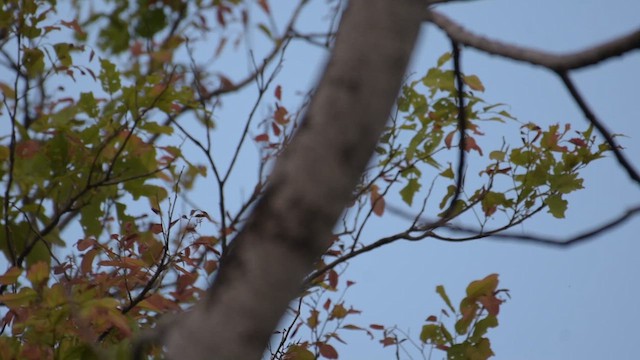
[{"x1": 164, "y1": 1, "x2": 424, "y2": 358}]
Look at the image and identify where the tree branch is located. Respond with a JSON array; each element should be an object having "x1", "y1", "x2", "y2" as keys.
[
  {"x1": 426, "y1": 10, "x2": 640, "y2": 71},
  {"x1": 557, "y1": 71, "x2": 640, "y2": 185},
  {"x1": 437, "y1": 205, "x2": 640, "y2": 246},
  {"x1": 162, "y1": 1, "x2": 425, "y2": 359}
]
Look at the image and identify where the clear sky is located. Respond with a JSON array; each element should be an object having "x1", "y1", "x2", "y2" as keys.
[{"x1": 223, "y1": 1, "x2": 639, "y2": 359}]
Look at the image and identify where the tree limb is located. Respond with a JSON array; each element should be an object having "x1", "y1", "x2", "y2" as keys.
[
  {"x1": 426, "y1": 10, "x2": 640, "y2": 71},
  {"x1": 162, "y1": 1, "x2": 425, "y2": 359}
]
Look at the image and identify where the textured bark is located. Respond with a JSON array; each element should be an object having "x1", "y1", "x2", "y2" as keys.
[{"x1": 164, "y1": 1, "x2": 424, "y2": 358}]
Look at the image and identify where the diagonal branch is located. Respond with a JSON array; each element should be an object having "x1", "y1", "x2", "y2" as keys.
[
  {"x1": 161, "y1": 1, "x2": 425, "y2": 358},
  {"x1": 557, "y1": 71, "x2": 640, "y2": 185}
]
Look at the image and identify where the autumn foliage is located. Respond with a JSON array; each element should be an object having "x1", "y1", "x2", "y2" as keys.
[{"x1": 0, "y1": 1, "x2": 612, "y2": 359}]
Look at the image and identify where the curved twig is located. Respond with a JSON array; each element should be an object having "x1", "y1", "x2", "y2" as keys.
[{"x1": 436, "y1": 205, "x2": 640, "y2": 247}]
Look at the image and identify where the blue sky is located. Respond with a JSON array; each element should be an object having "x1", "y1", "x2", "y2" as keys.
[{"x1": 221, "y1": 1, "x2": 639, "y2": 359}]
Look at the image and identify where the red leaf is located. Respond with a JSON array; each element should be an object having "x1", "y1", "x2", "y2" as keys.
[
  {"x1": 380, "y1": 337, "x2": 396, "y2": 347},
  {"x1": 323, "y1": 298, "x2": 332, "y2": 311},
  {"x1": 346, "y1": 280, "x2": 355, "y2": 287},
  {"x1": 328, "y1": 269, "x2": 338, "y2": 289},
  {"x1": 426, "y1": 315, "x2": 438, "y2": 322},
  {"x1": 60, "y1": 19, "x2": 84, "y2": 35},
  {"x1": 479, "y1": 294, "x2": 502, "y2": 316},
  {"x1": 274, "y1": 85, "x2": 282, "y2": 100},
  {"x1": 271, "y1": 122, "x2": 281, "y2": 136},
  {"x1": 16, "y1": 140, "x2": 41, "y2": 159},
  {"x1": 464, "y1": 136, "x2": 483, "y2": 156},
  {"x1": 216, "y1": 8, "x2": 226, "y2": 27},
  {"x1": 370, "y1": 324, "x2": 385, "y2": 330},
  {"x1": 150, "y1": 223, "x2": 163, "y2": 234},
  {"x1": 569, "y1": 138, "x2": 587, "y2": 147},
  {"x1": 254, "y1": 133, "x2": 269, "y2": 142},
  {"x1": 319, "y1": 343, "x2": 338, "y2": 359},
  {"x1": 76, "y1": 238, "x2": 95, "y2": 251},
  {"x1": 258, "y1": 0, "x2": 271, "y2": 14}
]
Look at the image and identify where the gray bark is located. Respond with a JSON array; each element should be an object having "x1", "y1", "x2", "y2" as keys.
[{"x1": 164, "y1": 0, "x2": 424, "y2": 358}]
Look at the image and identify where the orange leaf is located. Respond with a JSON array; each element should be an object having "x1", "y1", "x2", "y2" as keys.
[
  {"x1": 330, "y1": 303, "x2": 348, "y2": 319},
  {"x1": 370, "y1": 186, "x2": 385, "y2": 217},
  {"x1": 0, "y1": 267, "x2": 22, "y2": 285},
  {"x1": 444, "y1": 130, "x2": 455, "y2": 149},
  {"x1": 274, "y1": 106, "x2": 289, "y2": 125},
  {"x1": 307, "y1": 309, "x2": 319, "y2": 329},
  {"x1": 254, "y1": 133, "x2": 269, "y2": 142},
  {"x1": 81, "y1": 249, "x2": 99, "y2": 274}
]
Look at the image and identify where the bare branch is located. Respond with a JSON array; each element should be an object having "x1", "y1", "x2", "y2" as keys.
[
  {"x1": 557, "y1": 71, "x2": 640, "y2": 185},
  {"x1": 438, "y1": 205, "x2": 640, "y2": 246},
  {"x1": 426, "y1": 10, "x2": 640, "y2": 71}
]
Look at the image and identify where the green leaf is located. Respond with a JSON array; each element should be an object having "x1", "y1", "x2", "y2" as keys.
[
  {"x1": 463, "y1": 75, "x2": 485, "y2": 92},
  {"x1": 470, "y1": 315, "x2": 498, "y2": 342},
  {"x1": 78, "y1": 92, "x2": 99, "y2": 117},
  {"x1": 285, "y1": 345, "x2": 315, "y2": 360},
  {"x1": 420, "y1": 324, "x2": 447, "y2": 345},
  {"x1": 54, "y1": 43, "x2": 73, "y2": 67},
  {"x1": 406, "y1": 130, "x2": 427, "y2": 161},
  {"x1": 400, "y1": 178, "x2": 421, "y2": 206},
  {"x1": 510, "y1": 148, "x2": 536, "y2": 167},
  {"x1": 439, "y1": 185, "x2": 457, "y2": 210},
  {"x1": 135, "y1": 8, "x2": 167, "y2": 38},
  {"x1": 257, "y1": 23, "x2": 272, "y2": 39},
  {"x1": 489, "y1": 150, "x2": 505, "y2": 161},
  {"x1": 544, "y1": 194, "x2": 567, "y2": 218},
  {"x1": 439, "y1": 165, "x2": 455, "y2": 179},
  {"x1": 436, "y1": 285, "x2": 455, "y2": 313},
  {"x1": 98, "y1": 17, "x2": 130, "y2": 53},
  {"x1": 436, "y1": 52, "x2": 452, "y2": 67},
  {"x1": 548, "y1": 173, "x2": 583, "y2": 194},
  {"x1": 466, "y1": 274, "x2": 499, "y2": 299},
  {"x1": 99, "y1": 59, "x2": 121, "y2": 93},
  {"x1": 23, "y1": 48, "x2": 45, "y2": 76},
  {"x1": 0, "y1": 288, "x2": 38, "y2": 308}
]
